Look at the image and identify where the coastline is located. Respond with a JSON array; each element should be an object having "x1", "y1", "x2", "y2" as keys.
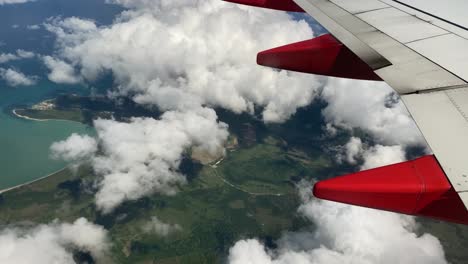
[
  {"x1": 12, "y1": 109, "x2": 47, "y2": 121},
  {"x1": 2, "y1": 108, "x2": 89, "y2": 195},
  {"x1": 0, "y1": 167, "x2": 68, "y2": 194},
  {"x1": 12, "y1": 109, "x2": 82, "y2": 124}
]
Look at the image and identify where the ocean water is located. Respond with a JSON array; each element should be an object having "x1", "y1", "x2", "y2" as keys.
[
  {"x1": 0, "y1": 0, "x2": 121, "y2": 189},
  {"x1": 0, "y1": 81, "x2": 94, "y2": 189},
  {"x1": 0, "y1": 0, "x2": 122, "y2": 54}
]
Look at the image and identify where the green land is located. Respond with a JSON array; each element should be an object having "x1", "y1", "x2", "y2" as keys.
[
  {"x1": 13, "y1": 94, "x2": 159, "y2": 125},
  {"x1": 3, "y1": 97, "x2": 468, "y2": 263},
  {"x1": 0, "y1": 138, "x2": 329, "y2": 263},
  {"x1": 15, "y1": 108, "x2": 87, "y2": 123}
]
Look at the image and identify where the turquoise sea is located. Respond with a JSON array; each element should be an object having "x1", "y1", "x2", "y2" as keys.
[
  {"x1": 0, "y1": 81, "x2": 93, "y2": 189},
  {"x1": 0, "y1": 0, "x2": 121, "y2": 189}
]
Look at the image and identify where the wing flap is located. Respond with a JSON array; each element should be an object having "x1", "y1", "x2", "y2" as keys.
[
  {"x1": 331, "y1": 0, "x2": 389, "y2": 14},
  {"x1": 355, "y1": 7, "x2": 448, "y2": 44},
  {"x1": 379, "y1": 0, "x2": 468, "y2": 39},
  {"x1": 402, "y1": 87, "x2": 468, "y2": 199},
  {"x1": 292, "y1": 0, "x2": 392, "y2": 70},
  {"x1": 293, "y1": 0, "x2": 466, "y2": 94},
  {"x1": 407, "y1": 34, "x2": 468, "y2": 82}
]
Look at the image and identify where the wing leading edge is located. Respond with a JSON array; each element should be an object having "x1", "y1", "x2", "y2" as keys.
[{"x1": 223, "y1": 0, "x2": 468, "y2": 225}]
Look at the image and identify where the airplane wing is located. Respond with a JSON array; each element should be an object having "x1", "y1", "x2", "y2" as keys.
[{"x1": 224, "y1": 0, "x2": 468, "y2": 225}]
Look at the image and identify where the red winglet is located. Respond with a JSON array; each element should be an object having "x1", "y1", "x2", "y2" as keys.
[
  {"x1": 257, "y1": 34, "x2": 382, "y2": 81},
  {"x1": 313, "y1": 155, "x2": 468, "y2": 225},
  {"x1": 223, "y1": 0, "x2": 304, "y2": 12}
]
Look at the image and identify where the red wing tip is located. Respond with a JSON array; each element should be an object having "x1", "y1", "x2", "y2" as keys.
[
  {"x1": 312, "y1": 181, "x2": 326, "y2": 199},
  {"x1": 256, "y1": 51, "x2": 272, "y2": 67},
  {"x1": 223, "y1": 0, "x2": 305, "y2": 12},
  {"x1": 255, "y1": 34, "x2": 383, "y2": 81},
  {"x1": 313, "y1": 155, "x2": 468, "y2": 225}
]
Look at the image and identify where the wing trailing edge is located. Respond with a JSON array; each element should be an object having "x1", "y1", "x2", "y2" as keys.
[
  {"x1": 225, "y1": 1, "x2": 380, "y2": 81},
  {"x1": 314, "y1": 155, "x2": 468, "y2": 225},
  {"x1": 223, "y1": 0, "x2": 468, "y2": 225}
]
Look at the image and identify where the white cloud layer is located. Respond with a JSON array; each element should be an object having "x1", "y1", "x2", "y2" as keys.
[
  {"x1": 93, "y1": 109, "x2": 228, "y2": 212},
  {"x1": 360, "y1": 144, "x2": 405, "y2": 170},
  {"x1": 341, "y1": 136, "x2": 362, "y2": 164},
  {"x1": 228, "y1": 183, "x2": 447, "y2": 264},
  {"x1": 50, "y1": 133, "x2": 98, "y2": 162},
  {"x1": 16, "y1": 49, "x2": 35, "y2": 59},
  {"x1": 53, "y1": 108, "x2": 229, "y2": 213},
  {"x1": 338, "y1": 136, "x2": 406, "y2": 170},
  {"x1": 45, "y1": 0, "x2": 321, "y2": 122},
  {"x1": 321, "y1": 78, "x2": 425, "y2": 148},
  {"x1": 0, "y1": 0, "x2": 33, "y2": 5},
  {"x1": 0, "y1": 68, "x2": 37, "y2": 86},
  {"x1": 42, "y1": 56, "x2": 81, "y2": 84},
  {"x1": 0, "y1": 49, "x2": 35, "y2": 64},
  {"x1": 0, "y1": 53, "x2": 18, "y2": 64},
  {"x1": 0, "y1": 218, "x2": 109, "y2": 264}
]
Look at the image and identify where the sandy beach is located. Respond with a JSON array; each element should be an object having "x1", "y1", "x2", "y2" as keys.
[
  {"x1": 12, "y1": 109, "x2": 81, "y2": 123},
  {"x1": 2, "y1": 109, "x2": 86, "y2": 195},
  {"x1": 12, "y1": 109, "x2": 49, "y2": 122},
  {"x1": 0, "y1": 167, "x2": 68, "y2": 194}
]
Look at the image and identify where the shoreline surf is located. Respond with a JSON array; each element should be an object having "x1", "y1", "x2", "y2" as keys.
[{"x1": 12, "y1": 108, "x2": 83, "y2": 124}]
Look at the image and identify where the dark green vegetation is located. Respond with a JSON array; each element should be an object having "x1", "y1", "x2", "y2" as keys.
[
  {"x1": 0, "y1": 103, "x2": 334, "y2": 263},
  {"x1": 15, "y1": 108, "x2": 87, "y2": 123},
  {"x1": 0, "y1": 141, "x2": 325, "y2": 263},
  {"x1": 4, "y1": 100, "x2": 468, "y2": 263},
  {"x1": 419, "y1": 219, "x2": 468, "y2": 264},
  {"x1": 15, "y1": 94, "x2": 160, "y2": 125}
]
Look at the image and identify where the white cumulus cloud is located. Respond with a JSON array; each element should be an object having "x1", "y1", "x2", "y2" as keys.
[
  {"x1": 360, "y1": 144, "x2": 405, "y2": 170},
  {"x1": 0, "y1": 218, "x2": 109, "y2": 264},
  {"x1": 0, "y1": 0, "x2": 34, "y2": 5},
  {"x1": 53, "y1": 108, "x2": 229, "y2": 213},
  {"x1": 0, "y1": 68, "x2": 37, "y2": 86},
  {"x1": 42, "y1": 56, "x2": 81, "y2": 84},
  {"x1": 93, "y1": 108, "x2": 228, "y2": 213},
  {"x1": 0, "y1": 49, "x2": 35, "y2": 63},
  {"x1": 338, "y1": 136, "x2": 406, "y2": 170},
  {"x1": 321, "y1": 78, "x2": 425, "y2": 148},
  {"x1": 228, "y1": 182, "x2": 447, "y2": 264},
  {"x1": 229, "y1": 132, "x2": 444, "y2": 264},
  {"x1": 50, "y1": 133, "x2": 98, "y2": 162},
  {"x1": 16, "y1": 49, "x2": 35, "y2": 59},
  {"x1": 341, "y1": 136, "x2": 362, "y2": 164},
  {"x1": 46, "y1": 0, "x2": 329, "y2": 214},
  {"x1": 0, "y1": 53, "x2": 18, "y2": 64},
  {"x1": 44, "y1": 0, "x2": 321, "y2": 123}
]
